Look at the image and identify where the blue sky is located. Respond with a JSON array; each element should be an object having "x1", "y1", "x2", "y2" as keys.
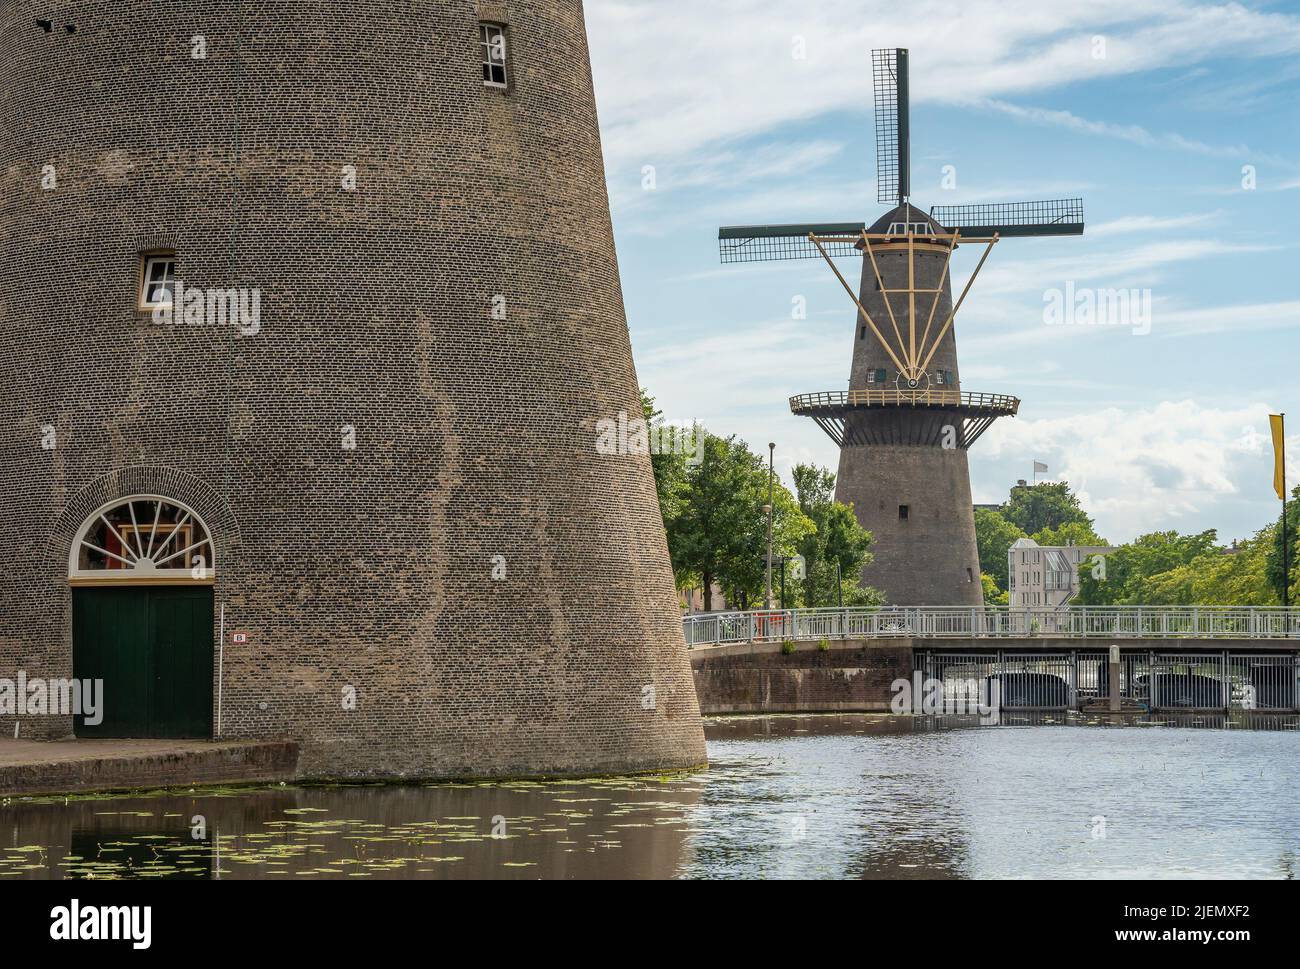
[{"x1": 585, "y1": 0, "x2": 1300, "y2": 544}]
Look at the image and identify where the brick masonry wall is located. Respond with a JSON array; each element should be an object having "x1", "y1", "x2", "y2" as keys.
[
  {"x1": 0, "y1": 1, "x2": 706, "y2": 777},
  {"x1": 690, "y1": 641, "x2": 914, "y2": 714}
]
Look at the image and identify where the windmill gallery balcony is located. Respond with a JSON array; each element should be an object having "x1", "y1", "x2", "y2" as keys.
[{"x1": 789, "y1": 389, "x2": 1020, "y2": 448}]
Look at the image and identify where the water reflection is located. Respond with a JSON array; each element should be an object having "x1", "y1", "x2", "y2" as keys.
[
  {"x1": 68, "y1": 829, "x2": 214, "y2": 880},
  {"x1": 1, "y1": 780, "x2": 697, "y2": 880},
  {"x1": 2, "y1": 714, "x2": 1297, "y2": 880}
]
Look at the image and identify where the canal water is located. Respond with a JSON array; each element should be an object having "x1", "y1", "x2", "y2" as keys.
[{"x1": 3, "y1": 714, "x2": 1298, "y2": 880}]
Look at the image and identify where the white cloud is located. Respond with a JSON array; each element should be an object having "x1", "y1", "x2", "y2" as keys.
[
  {"x1": 1087, "y1": 213, "x2": 1218, "y2": 236},
  {"x1": 587, "y1": 0, "x2": 1300, "y2": 171},
  {"x1": 976, "y1": 401, "x2": 1297, "y2": 542},
  {"x1": 972, "y1": 99, "x2": 1296, "y2": 168},
  {"x1": 967, "y1": 238, "x2": 1278, "y2": 298}
]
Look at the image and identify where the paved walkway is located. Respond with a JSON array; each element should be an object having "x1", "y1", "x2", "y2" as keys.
[
  {"x1": 0, "y1": 738, "x2": 233, "y2": 766},
  {"x1": 0, "y1": 738, "x2": 299, "y2": 797}
]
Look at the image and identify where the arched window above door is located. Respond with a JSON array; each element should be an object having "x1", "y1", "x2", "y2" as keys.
[{"x1": 69, "y1": 496, "x2": 215, "y2": 585}]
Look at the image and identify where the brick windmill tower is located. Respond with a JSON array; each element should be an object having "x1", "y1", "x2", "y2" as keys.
[
  {"x1": 0, "y1": 0, "x2": 705, "y2": 778},
  {"x1": 718, "y1": 49, "x2": 1084, "y2": 605}
]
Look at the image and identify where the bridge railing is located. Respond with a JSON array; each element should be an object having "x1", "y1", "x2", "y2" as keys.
[{"x1": 681, "y1": 606, "x2": 1300, "y2": 647}]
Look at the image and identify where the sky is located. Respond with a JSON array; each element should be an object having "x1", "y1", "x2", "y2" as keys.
[{"x1": 584, "y1": 0, "x2": 1300, "y2": 545}]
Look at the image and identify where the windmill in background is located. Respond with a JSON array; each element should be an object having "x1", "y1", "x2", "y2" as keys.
[{"x1": 717, "y1": 48, "x2": 1085, "y2": 605}]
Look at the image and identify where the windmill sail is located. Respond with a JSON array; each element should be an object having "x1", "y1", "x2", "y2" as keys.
[
  {"x1": 718, "y1": 222, "x2": 865, "y2": 263},
  {"x1": 929, "y1": 199, "x2": 1084, "y2": 237},
  {"x1": 872, "y1": 48, "x2": 910, "y2": 206}
]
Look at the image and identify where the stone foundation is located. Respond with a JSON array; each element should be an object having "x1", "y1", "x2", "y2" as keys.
[{"x1": 690, "y1": 640, "x2": 914, "y2": 714}]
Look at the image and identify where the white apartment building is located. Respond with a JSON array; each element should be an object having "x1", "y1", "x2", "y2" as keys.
[{"x1": 1008, "y1": 537, "x2": 1116, "y2": 607}]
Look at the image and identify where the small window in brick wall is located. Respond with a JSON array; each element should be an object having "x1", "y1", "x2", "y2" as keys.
[
  {"x1": 480, "y1": 23, "x2": 508, "y2": 88},
  {"x1": 866, "y1": 368, "x2": 888, "y2": 385},
  {"x1": 899, "y1": 505, "x2": 909, "y2": 521},
  {"x1": 139, "y1": 253, "x2": 176, "y2": 309}
]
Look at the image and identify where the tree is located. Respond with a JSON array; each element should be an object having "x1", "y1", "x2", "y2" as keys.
[
  {"x1": 664, "y1": 433, "x2": 752, "y2": 611},
  {"x1": 1213, "y1": 531, "x2": 1279, "y2": 605},
  {"x1": 1000, "y1": 481, "x2": 1092, "y2": 536},
  {"x1": 1264, "y1": 484, "x2": 1300, "y2": 605},
  {"x1": 721, "y1": 478, "x2": 816, "y2": 609},
  {"x1": 973, "y1": 508, "x2": 1025, "y2": 593},
  {"x1": 666, "y1": 432, "x2": 813, "y2": 610},
  {"x1": 981, "y1": 572, "x2": 1008, "y2": 606},
  {"x1": 1095, "y1": 527, "x2": 1276, "y2": 606},
  {"x1": 1032, "y1": 520, "x2": 1109, "y2": 548},
  {"x1": 1076, "y1": 529, "x2": 1220, "y2": 605},
  {"x1": 641, "y1": 389, "x2": 689, "y2": 527},
  {"x1": 791, "y1": 463, "x2": 879, "y2": 607}
]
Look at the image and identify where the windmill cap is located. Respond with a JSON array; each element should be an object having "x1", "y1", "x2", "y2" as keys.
[{"x1": 866, "y1": 203, "x2": 945, "y2": 236}]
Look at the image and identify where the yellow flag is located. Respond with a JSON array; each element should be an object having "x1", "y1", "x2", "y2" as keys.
[{"x1": 1270, "y1": 414, "x2": 1286, "y2": 501}]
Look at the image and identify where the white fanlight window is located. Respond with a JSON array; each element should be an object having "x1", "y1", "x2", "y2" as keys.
[
  {"x1": 480, "y1": 23, "x2": 508, "y2": 88},
  {"x1": 70, "y1": 496, "x2": 214, "y2": 584}
]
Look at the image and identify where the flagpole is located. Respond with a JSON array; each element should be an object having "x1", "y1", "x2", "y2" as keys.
[{"x1": 1284, "y1": 413, "x2": 1289, "y2": 609}]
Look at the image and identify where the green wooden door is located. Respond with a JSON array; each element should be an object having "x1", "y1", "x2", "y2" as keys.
[
  {"x1": 149, "y1": 587, "x2": 214, "y2": 738},
  {"x1": 72, "y1": 586, "x2": 214, "y2": 739},
  {"x1": 72, "y1": 587, "x2": 152, "y2": 737}
]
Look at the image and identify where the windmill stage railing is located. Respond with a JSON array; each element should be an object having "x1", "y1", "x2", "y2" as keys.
[
  {"x1": 790, "y1": 389, "x2": 1020, "y2": 411},
  {"x1": 682, "y1": 606, "x2": 1300, "y2": 647}
]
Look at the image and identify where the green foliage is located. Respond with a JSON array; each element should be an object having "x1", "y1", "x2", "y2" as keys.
[
  {"x1": 817, "y1": 638, "x2": 831, "y2": 652},
  {"x1": 981, "y1": 572, "x2": 1008, "y2": 606},
  {"x1": 661, "y1": 427, "x2": 814, "y2": 611},
  {"x1": 641, "y1": 389, "x2": 690, "y2": 527},
  {"x1": 839, "y1": 583, "x2": 888, "y2": 607},
  {"x1": 781, "y1": 640, "x2": 797, "y2": 655},
  {"x1": 1032, "y1": 520, "x2": 1109, "y2": 548},
  {"x1": 1000, "y1": 481, "x2": 1093, "y2": 536},
  {"x1": 973, "y1": 508, "x2": 1026, "y2": 592},
  {"x1": 791, "y1": 463, "x2": 882, "y2": 607},
  {"x1": 1076, "y1": 529, "x2": 1224, "y2": 605},
  {"x1": 1263, "y1": 484, "x2": 1300, "y2": 604}
]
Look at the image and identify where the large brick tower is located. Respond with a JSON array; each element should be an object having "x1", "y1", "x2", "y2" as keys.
[
  {"x1": 718, "y1": 49, "x2": 1083, "y2": 605},
  {"x1": 0, "y1": 1, "x2": 705, "y2": 777}
]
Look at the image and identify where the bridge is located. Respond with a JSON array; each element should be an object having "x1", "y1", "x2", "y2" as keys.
[
  {"x1": 683, "y1": 606, "x2": 1300, "y2": 714},
  {"x1": 683, "y1": 605, "x2": 1300, "y2": 646}
]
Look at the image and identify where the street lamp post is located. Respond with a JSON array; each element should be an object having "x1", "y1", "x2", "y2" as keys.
[{"x1": 764, "y1": 442, "x2": 775, "y2": 610}]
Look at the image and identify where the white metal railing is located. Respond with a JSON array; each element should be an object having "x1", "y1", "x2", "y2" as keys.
[
  {"x1": 789, "y1": 389, "x2": 1020, "y2": 411},
  {"x1": 681, "y1": 606, "x2": 1300, "y2": 647}
]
